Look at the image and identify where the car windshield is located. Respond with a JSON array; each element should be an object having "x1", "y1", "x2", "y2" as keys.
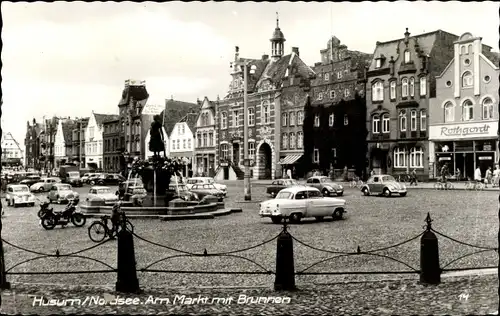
[
  {"x1": 13, "y1": 186, "x2": 29, "y2": 192},
  {"x1": 97, "y1": 188, "x2": 111, "y2": 194},
  {"x1": 284, "y1": 180, "x2": 298, "y2": 186},
  {"x1": 307, "y1": 190, "x2": 323, "y2": 198},
  {"x1": 320, "y1": 178, "x2": 333, "y2": 183},
  {"x1": 382, "y1": 176, "x2": 396, "y2": 182},
  {"x1": 170, "y1": 185, "x2": 187, "y2": 192},
  {"x1": 59, "y1": 185, "x2": 71, "y2": 190},
  {"x1": 276, "y1": 191, "x2": 293, "y2": 199}
]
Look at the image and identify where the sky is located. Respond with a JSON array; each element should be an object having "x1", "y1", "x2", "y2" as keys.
[{"x1": 2, "y1": 1, "x2": 499, "y2": 148}]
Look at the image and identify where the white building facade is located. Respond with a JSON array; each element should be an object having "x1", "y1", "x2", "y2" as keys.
[
  {"x1": 1, "y1": 132, "x2": 24, "y2": 167},
  {"x1": 193, "y1": 97, "x2": 217, "y2": 176},
  {"x1": 84, "y1": 112, "x2": 104, "y2": 170},
  {"x1": 54, "y1": 120, "x2": 66, "y2": 166},
  {"x1": 169, "y1": 113, "x2": 198, "y2": 177}
]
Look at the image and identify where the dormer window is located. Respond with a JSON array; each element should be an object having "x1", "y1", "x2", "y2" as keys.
[
  {"x1": 375, "y1": 59, "x2": 382, "y2": 68},
  {"x1": 324, "y1": 73, "x2": 330, "y2": 81},
  {"x1": 404, "y1": 50, "x2": 411, "y2": 63}
]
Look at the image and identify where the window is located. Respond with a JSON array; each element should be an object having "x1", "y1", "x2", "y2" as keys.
[
  {"x1": 409, "y1": 77, "x2": 415, "y2": 97},
  {"x1": 171, "y1": 140, "x2": 175, "y2": 150},
  {"x1": 399, "y1": 110, "x2": 407, "y2": 131},
  {"x1": 209, "y1": 132, "x2": 213, "y2": 146},
  {"x1": 344, "y1": 89, "x2": 350, "y2": 98},
  {"x1": 262, "y1": 103, "x2": 270, "y2": 124},
  {"x1": 446, "y1": 80, "x2": 452, "y2": 87},
  {"x1": 482, "y1": 98, "x2": 494, "y2": 120},
  {"x1": 188, "y1": 139, "x2": 191, "y2": 149},
  {"x1": 461, "y1": 45, "x2": 466, "y2": 54},
  {"x1": 183, "y1": 139, "x2": 186, "y2": 149},
  {"x1": 376, "y1": 59, "x2": 381, "y2": 68},
  {"x1": 177, "y1": 139, "x2": 180, "y2": 149},
  {"x1": 444, "y1": 102, "x2": 454, "y2": 122},
  {"x1": 409, "y1": 147, "x2": 423, "y2": 168},
  {"x1": 410, "y1": 110, "x2": 417, "y2": 131},
  {"x1": 89, "y1": 127, "x2": 94, "y2": 139},
  {"x1": 344, "y1": 115, "x2": 348, "y2": 125},
  {"x1": 289, "y1": 112, "x2": 296, "y2": 126},
  {"x1": 282, "y1": 133, "x2": 288, "y2": 149},
  {"x1": 313, "y1": 148, "x2": 319, "y2": 163},
  {"x1": 462, "y1": 71, "x2": 473, "y2": 87},
  {"x1": 402, "y1": 78, "x2": 408, "y2": 97},
  {"x1": 329, "y1": 114, "x2": 335, "y2": 127},
  {"x1": 420, "y1": 110, "x2": 427, "y2": 131},
  {"x1": 297, "y1": 111, "x2": 304, "y2": 125},
  {"x1": 221, "y1": 144, "x2": 229, "y2": 159},
  {"x1": 404, "y1": 50, "x2": 410, "y2": 63},
  {"x1": 297, "y1": 132, "x2": 303, "y2": 149},
  {"x1": 248, "y1": 108, "x2": 255, "y2": 126},
  {"x1": 464, "y1": 59, "x2": 471, "y2": 66},
  {"x1": 289, "y1": 133, "x2": 296, "y2": 149},
  {"x1": 484, "y1": 75, "x2": 491, "y2": 83},
  {"x1": 382, "y1": 115, "x2": 390, "y2": 133},
  {"x1": 282, "y1": 113, "x2": 288, "y2": 127},
  {"x1": 394, "y1": 147, "x2": 407, "y2": 168},
  {"x1": 318, "y1": 92, "x2": 323, "y2": 101},
  {"x1": 462, "y1": 100, "x2": 474, "y2": 121},
  {"x1": 221, "y1": 112, "x2": 227, "y2": 129},
  {"x1": 314, "y1": 114, "x2": 320, "y2": 127},
  {"x1": 372, "y1": 81, "x2": 384, "y2": 101},
  {"x1": 182, "y1": 125, "x2": 185, "y2": 134},
  {"x1": 249, "y1": 142, "x2": 255, "y2": 157},
  {"x1": 324, "y1": 73, "x2": 330, "y2": 81},
  {"x1": 202, "y1": 133, "x2": 207, "y2": 147},
  {"x1": 330, "y1": 91, "x2": 335, "y2": 99},
  {"x1": 372, "y1": 115, "x2": 380, "y2": 133},
  {"x1": 232, "y1": 110, "x2": 239, "y2": 127},
  {"x1": 390, "y1": 81, "x2": 396, "y2": 99},
  {"x1": 337, "y1": 71, "x2": 342, "y2": 79}
]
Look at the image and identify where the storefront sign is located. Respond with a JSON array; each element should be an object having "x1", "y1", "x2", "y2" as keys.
[
  {"x1": 478, "y1": 156, "x2": 492, "y2": 160},
  {"x1": 429, "y1": 122, "x2": 498, "y2": 140},
  {"x1": 439, "y1": 157, "x2": 451, "y2": 161}
]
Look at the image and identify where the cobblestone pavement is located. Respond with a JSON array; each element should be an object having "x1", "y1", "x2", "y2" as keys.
[{"x1": 0, "y1": 274, "x2": 497, "y2": 315}]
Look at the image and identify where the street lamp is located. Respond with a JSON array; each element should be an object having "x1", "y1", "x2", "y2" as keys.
[{"x1": 233, "y1": 56, "x2": 257, "y2": 201}]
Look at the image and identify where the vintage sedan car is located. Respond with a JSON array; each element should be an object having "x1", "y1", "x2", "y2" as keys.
[
  {"x1": 19, "y1": 175, "x2": 42, "y2": 187},
  {"x1": 81, "y1": 173, "x2": 97, "y2": 183},
  {"x1": 5, "y1": 184, "x2": 36, "y2": 207},
  {"x1": 259, "y1": 186, "x2": 346, "y2": 224},
  {"x1": 30, "y1": 177, "x2": 61, "y2": 193},
  {"x1": 47, "y1": 183, "x2": 80, "y2": 204},
  {"x1": 95, "y1": 173, "x2": 126, "y2": 186},
  {"x1": 166, "y1": 184, "x2": 199, "y2": 202},
  {"x1": 87, "y1": 186, "x2": 119, "y2": 204},
  {"x1": 360, "y1": 175, "x2": 407, "y2": 197},
  {"x1": 123, "y1": 186, "x2": 148, "y2": 206},
  {"x1": 189, "y1": 183, "x2": 225, "y2": 201},
  {"x1": 186, "y1": 177, "x2": 227, "y2": 195},
  {"x1": 87, "y1": 173, "x2": 104, "y2": 185},
  {"x1": 306, "y1": 176, "x2": 344, "y2": 197},
  {"x1": 266, "y1": 179, "x2": 299, "y2": 197}
]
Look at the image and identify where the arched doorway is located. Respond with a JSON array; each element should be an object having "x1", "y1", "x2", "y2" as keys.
[{"x1": 257, "y1": 142, "x2": 272, "y2": 179}]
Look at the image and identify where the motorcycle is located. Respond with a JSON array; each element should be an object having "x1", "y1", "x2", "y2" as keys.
[
  {"x1": 40, "y1": 199, "x2": 86, "y2": 230},
  {"x1": 38, "y1": 201, "x2": 53, "y2": 219}
]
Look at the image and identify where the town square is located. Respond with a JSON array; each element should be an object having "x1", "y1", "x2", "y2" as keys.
[{"x1": 1, "y1": 1, "x2": 499, "y2": 315}]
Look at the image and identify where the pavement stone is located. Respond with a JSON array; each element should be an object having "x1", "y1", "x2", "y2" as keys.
[{"x1": 0, "y1": 274, "x2": 498, "y2": 315}]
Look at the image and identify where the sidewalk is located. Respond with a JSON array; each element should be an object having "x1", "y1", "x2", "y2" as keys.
[{"x1": 0, "y1": 274, "x2": 498, "y2": 315}]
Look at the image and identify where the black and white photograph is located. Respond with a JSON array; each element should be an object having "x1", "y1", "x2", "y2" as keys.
[{"x1": 0, "y1": 1, "x2": 499, "y2": 314}]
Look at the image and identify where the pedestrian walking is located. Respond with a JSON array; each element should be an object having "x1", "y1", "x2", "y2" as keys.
[
  {"x1": 441, "y1": 163, "x2": 449, "y2": 184},
  {"x1": 485, "y1": 166, "x2": 492, "y2": 188},
  {"x1": 409, "y1": 169, "x2": 418, "y2": 186},
  {"x1": 474, "y1": 166, "x2": 482, "y2": 184},
  {"x1": 455, "y1": 168, "x2": 461, "y2": 181},
  {"x1": 493, "y1": 166, "x2": 500, "y2": 187}
]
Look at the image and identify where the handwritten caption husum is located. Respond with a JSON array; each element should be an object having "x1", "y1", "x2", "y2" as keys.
[{"x1": 32, "y1": 294, "x2": 292, "y2": 307}]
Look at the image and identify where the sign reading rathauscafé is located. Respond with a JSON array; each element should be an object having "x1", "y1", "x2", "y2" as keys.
[{"x1": 429, "y1": 122, "x2": 498, "y2": 140}]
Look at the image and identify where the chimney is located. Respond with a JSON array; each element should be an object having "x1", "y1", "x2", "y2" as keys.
[
  {"x1": 262, "y1": 54, "x2": 269, "y2": 60},
  {"x1": 235, "y1": 46, "x2": 240, "y2": 61},
  {"x1": 292, "y1": 47, "x2": 299, "y2": 56},
  {"x1": 404, "y1": 28, "x2": 410, "y2": 43}
]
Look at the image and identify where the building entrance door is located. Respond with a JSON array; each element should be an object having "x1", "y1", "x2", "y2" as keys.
[
  {"x1": 233, "y1": 143, "x2": 240, "y2": 165},
  {"x1": 455, "y1": 153, "x2": 474, "y2": 180}
]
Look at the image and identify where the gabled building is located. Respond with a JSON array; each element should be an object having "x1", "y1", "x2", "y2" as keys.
[
  {"x1": 2, "y1": 132, "x2": 24, "y2": 167},
  {"x1": 429, "y1": 32, "x2": 499, "y2": 179},
  {"x1": 366, "y1": 29, "x2": 459, "y2": 180},
  {"x1": 169, "y1": 112, "x2": 199, "y2": 177},
  {"x1": 54, "y1": 118, "x2": 77, "y2": 167},
  {"x1": 302, "y1": 36, "x2": 371, "y2": 178},
  {"x1": 24, "y1": 119, "x2": 44, "y2": 170},
  {"x1": 216, "y1": 16, "x2": 315, "y2": 180},
  {"x1": 85, "y1": 112, "x2": 119, "y2": 170},
  {"x1": 193, "y1": 97, "x2": 217, "y2": 176},
  {"x1": 71, "y1": 117, "x2": 89, "y2": 167},
  {"x1": 103, "y1": 117, "x2": 122, "y2": 173}
]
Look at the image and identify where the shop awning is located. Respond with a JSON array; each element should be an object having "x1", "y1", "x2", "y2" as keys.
[{"x1": 278, "y1": 154, "x2": 302, "y2": 165}]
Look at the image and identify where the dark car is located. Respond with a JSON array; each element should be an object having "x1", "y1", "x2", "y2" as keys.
[
  {"x1": 306, "y1": 176, "x2": 344, "y2": 197},
  {"x1": 189, "y1": 183, "x2": 224, "y2": 201},
  {"x1": 95, "y1": 173, "x2": 126, "y2": 186},
  {"x1": 118, "y1": 179, "x2": 145, "y2": 199},
  {"x1": 87, "y1": 173, "x2": 104, "y2": 185},
  {"x1": 19, "y1": 175, "x2": 42, "y2": 187},
  {"x1": 266, "y1": 179, "x2": 299, "y2": 197}
]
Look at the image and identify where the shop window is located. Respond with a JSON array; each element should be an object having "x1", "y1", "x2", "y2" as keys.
[
  {"x1": 444, "y1": 102, "x2": 454, "y2": 122},
  {"x1": 393, "y1": 147, "x2": 407, "y2": 168}
]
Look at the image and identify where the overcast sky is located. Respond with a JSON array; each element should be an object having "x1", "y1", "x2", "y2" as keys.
[{"x1": 2, "y1": 1, "x2": 498, "y2": 146}]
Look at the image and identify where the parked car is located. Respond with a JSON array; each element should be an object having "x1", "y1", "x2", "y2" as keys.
[
  {"x1": 266, "y1": 179, "x2": 299, "y2": 197},
  {"x1": 47, "y1": 183, "x2": 80, "y2": 204},
  {"x1": 5, "y1": 184, "x2": 36, "y2": 207},
  {"x1": 186, "y1": 177, "x2": 227, "y2": 195},
  {"x1": 118, "y1": 178, "x2": 144, "y2": 199},
  {"x1": 189, "y1": 183, "x2": 225, "y2": 201},
  {"x1": 259, "y1": 186, "x2": 346, "y2": 224},
  {"x1": 30, "y1": 177, "x2": 61, "y2": 193},
  {"x1": 81, "y1": 173, "x2": 97, "y2": 183},
  {"x1": 166, "y1": 184, "x2": 199, "y2": 202},
  {"x1": 123, "y1": 186, "x2": 148, "y2": 206},
  {"x1": 87, "y1": 173, "x2": 104, "y2": 185},
  {"x1": 360, "y1": 175, "x2": 407, "y2": 197},
  {"x1": 87, "y1": 186, "x2": 119, "y2": 204},
  {"x1": 19, "y1": 175, "x2": 42, "y2": 187},
  {"x1": 95, "y1": 173, "x2": 126, "y2": 186},
  {"x1": 306, "y1": 176, "x2": 344, "y2": 197}
]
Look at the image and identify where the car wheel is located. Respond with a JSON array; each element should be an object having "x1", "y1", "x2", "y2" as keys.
[
  {"x1": 321, "y1": 189, "x2": 329, "y2": 197},
  {"x1": 290, "y1": 213, "x2": 302, "y2": 223},
  {"x1": 90, "y1": 181, "x2": 95, "y2": 185},
  {"x1": 332, "y1": 209, "x2": 343, "y2": 220},
  {"x1": 383, "y1": 188, "x2": 391, "y2": 197},
  {"x1": 315, "y1": 216, "x2": 324, "y2": 221},
  {"x1": 362, "y1": 188, "x2": 370, "y2": 196},
  {"x1": 271, "y1": 216, "x2": 282, "y2": 224},
  {"x1": 400, "y1": 192, "x2": 407, "y2": 197}
]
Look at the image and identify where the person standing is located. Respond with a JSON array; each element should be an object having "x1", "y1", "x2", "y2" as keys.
[
  {"x1": 474, "y1": 166, "x2": 482, "y2": 184},
  {"x1": 485, "y1": 166, "x2": 492, "y2": 188},
  {"x1": 409, "y1": 169, "x2": 418, "y2": 186},
  {"x1": 441, "y1": 163, "x2": 449, "y2": 184},
  {"x1": 493, "y1": 166, "x2": 500, "y2": 187}
]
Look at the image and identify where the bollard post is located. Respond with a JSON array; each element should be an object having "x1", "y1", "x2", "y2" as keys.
[
  {"x1": 420, "y1": 212, "x2": 441, "y2": 285},
  {"x1": 115, "y1": 228, "x2": 140, "y2": 293},
  {"x1": 274, "y1": 219, "x2": 296, "y2": 291}
]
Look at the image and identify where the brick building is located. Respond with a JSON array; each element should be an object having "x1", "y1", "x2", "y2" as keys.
[
  {"x1": 366, "y1": 29, "x2": 459, "y2": 180},
  {"x1": 103, "y1": 117, "x2": 122, "y2": 173},
  {"x1": 303, "y1": 36, "x2": 371, "y2": 178},
  {"x1": 24, "y1": 119, "x2": 44, "y2": 170},
  {"x1": 71, "y1": 117, "x2": 89, "y2": 167}
]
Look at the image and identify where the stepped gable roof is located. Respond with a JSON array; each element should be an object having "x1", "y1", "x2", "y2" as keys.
[
  {"x1": 178, "y1": 112, "x2": 200, "y2": 133},
  {"x1": 161, "y1": 99, "x2": 200, "y2": 136},
  {"x1": 118, "y1": 85, "x2": 149, "y2": 107},
  {"x1": 94, "y1": 114, "x2": 119, "y2": 126},
  {"x1": 61, "y1": 121, "x2": 76, "y2": 143}
]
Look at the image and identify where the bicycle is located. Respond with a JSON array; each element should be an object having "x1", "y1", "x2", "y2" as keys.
[
  {"x1": 397, "y1": 174, "x2": 411, "y2": 184},
  {"x1": 465, "y1": 179, "x2": 484, "y2": 191},
  {"x1": 88, "y1": 213, "x2": 134, "y2": 243},
  {"x1": 433, "y1": 179, "x2": 454, "y2": 190}
]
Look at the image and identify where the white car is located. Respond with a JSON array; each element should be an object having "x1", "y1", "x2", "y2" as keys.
[
  {"x1": 87, "y1": 186, "x2": 119, "y2": 204},
  {"x1": 186, "y1": 177, "x2": 227, "y2": 196},
  {"x1": 5, "y1": 184, "x2": 36, "y2": 207},
  {"x1": 259, "y1": 186, "x2": 346, "y2": 224},
  {"x1": 30, "y1": 177, "x2": 61, "y2": 193}
]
